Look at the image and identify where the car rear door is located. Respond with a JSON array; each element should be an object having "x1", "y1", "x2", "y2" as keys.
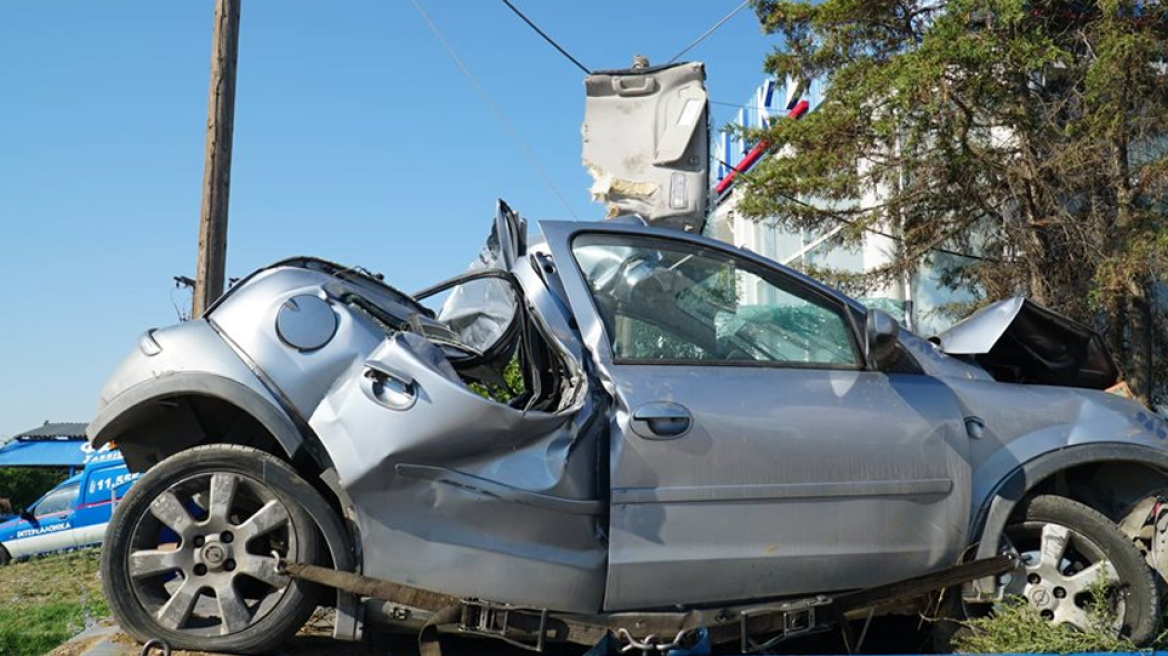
[{"x1": 541, "y1": 221, "x2": 973, "y2": 610}]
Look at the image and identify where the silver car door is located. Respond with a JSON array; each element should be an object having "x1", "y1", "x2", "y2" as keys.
[{"x1": 541, "y1": 222, "x2": 972, "y2": 611}]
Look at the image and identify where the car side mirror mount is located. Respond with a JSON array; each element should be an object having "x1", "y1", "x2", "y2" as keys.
[
  {"x1": 19, "y1": 509, "x2": 36, "y2": 524},
  {"x1": 865, "y1": 309, "x2": 901, "y2": 369}
]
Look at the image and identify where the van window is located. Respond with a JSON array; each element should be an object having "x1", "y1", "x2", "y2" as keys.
[{"x1": 33, "y1": 484, "x2": 79, "y2": 517}]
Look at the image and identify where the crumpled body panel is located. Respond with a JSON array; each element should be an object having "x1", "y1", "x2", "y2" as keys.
[
  {"x1": 308, "y1": 287, "x2": 609, "y2": 612},
  {"x1": 935, "y1": 297, "x2": 1119, "y2": 389},
  {"x1": 200, "y1": 248, "x2": 610, "y2": 611}
]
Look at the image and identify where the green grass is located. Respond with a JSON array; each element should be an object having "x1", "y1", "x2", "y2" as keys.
[
  {"x1": 0, "y1": 548, "x2": 107, "y2": 656},
  {"x1": 953, "y1": 596, "x2": 1138, "y2": 653}
]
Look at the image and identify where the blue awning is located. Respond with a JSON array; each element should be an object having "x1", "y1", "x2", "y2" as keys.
[{"x1": 0, "y1": 438, "x2": 92, "y2": 467}]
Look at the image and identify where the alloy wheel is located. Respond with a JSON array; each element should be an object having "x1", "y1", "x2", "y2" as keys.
[
  {"x1": 125, "y1": 471, "x2": 298, "y2": 636},
  {"x1": 1005, "y1": 520, "x2": 1124, "y2": 632}
]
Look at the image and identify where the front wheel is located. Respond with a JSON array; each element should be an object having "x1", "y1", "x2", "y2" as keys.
[
  {"x1": 1004, "y1": 495, "x2": 1159, "y2": 644},
  {"x1": 935, "y1": 495, "x2": 1160, "y2": 651},
  {"x1": 0, "y1": 543, "x2": 10, "y2": 566},
  {"x1": 102, "y1": 445, "x2": 323, "y2": 654}
]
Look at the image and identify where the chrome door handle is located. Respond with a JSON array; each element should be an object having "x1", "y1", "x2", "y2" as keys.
[
  {"x1": 363, "y1": 360, "x2": 417, "y2": 410},
  {"x1": 630, "y1": 402, "x2": 692, "y2": 440}
]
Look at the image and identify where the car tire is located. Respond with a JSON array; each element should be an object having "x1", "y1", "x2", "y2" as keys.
[
  {"x1": 1006, "y1": 495, "x2": 1159, "y2": 643},
  {"x1": 0, "y1": 544, "x2": 10, "y2": 566},
  {"x1": 935, "y1": 495, "x2": 1159, "y2": 651},
  {"x1": 102, "y1": 444, "x2": 323, "y2": 654}
]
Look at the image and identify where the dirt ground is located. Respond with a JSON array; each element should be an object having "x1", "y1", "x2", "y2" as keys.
[{"x1": 44, "y1": 608, "x2": 584, "y2": 656}]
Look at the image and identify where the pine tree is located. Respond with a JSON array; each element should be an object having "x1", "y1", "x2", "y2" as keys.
[{"x1": 743, "y1": 0, "x2": 1168, "y2": 405}]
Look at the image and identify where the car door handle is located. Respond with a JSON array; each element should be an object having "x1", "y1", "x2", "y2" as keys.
[
  {"x1": 363, "y1": 360, "x2": 417, "y2": 410},
  {"x1": 630, "y1": 402, "x2": 692, "y2": 440}
]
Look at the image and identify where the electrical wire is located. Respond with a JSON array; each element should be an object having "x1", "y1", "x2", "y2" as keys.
[
  {"x1": 667, "y1": 0, "x2": 752, "y2": 64},
  {"x1": 409, "y1": 0, "x2": 580, "y2": 219},
  {"x1": 499, "y1": 0, "x2": 591, "y2": 75},
  {"x1": 710, "y1": 99, "x2": 777, "y2": 110}
]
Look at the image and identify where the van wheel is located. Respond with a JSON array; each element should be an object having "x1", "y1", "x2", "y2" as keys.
[
  {"x1": 102, "y1": 445, "x2": 322, "y2": 654},
  {"x1": 0, "y1": 544, "x2": 10, "y2": 566}
]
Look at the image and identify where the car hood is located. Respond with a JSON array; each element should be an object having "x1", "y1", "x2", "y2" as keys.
[
  {"x1": 0, "y1": 516, "x2": 19, "y2": 540},
  {"x1": 934, "y1": 297, "x2": 1118, "y2": 390}
]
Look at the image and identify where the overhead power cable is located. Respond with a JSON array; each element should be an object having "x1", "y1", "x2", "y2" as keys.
[
  {"x1": 667, "y1": 0, "x2": 752, "y2": 64},
  {"x1": 499, "y1": 0, "x2": 591, "y2": 75},
  {"x1": 409, "y1": 0, "x2": 579, "y2": 219},
  {"x1": 710, "y1": 99, "x2": 778, "y2": 110}
]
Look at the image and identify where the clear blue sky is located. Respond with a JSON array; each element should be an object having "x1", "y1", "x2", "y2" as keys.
[{"x1": 0, "y1": 1, "x2": 777, "y2": 439}]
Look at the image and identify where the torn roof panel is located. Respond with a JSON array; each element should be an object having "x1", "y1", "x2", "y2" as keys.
[{"x1": 582, "y1": 61, "x2": 710, "y2": 232}]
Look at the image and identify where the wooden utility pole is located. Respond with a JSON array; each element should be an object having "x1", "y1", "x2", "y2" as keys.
[{"x1": 193, "y1": 0, "x2": 241, "y2": 317}]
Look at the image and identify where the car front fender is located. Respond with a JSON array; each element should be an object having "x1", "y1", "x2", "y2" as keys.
[{"x1": 969, "y1": 442, "x2": 1168, "y2": 597}]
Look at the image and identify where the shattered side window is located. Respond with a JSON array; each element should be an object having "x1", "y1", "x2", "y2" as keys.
[
  {"x1": 572, "y1": 234, "x2": 861, "y2": 368},
  {"x1": 614, "y1": 316, "x2": 712, "y2": 361}
]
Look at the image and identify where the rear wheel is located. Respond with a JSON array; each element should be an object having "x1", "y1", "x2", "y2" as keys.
[{"x1": 102, "y1": 445, "x2": 323, "y2": 654}]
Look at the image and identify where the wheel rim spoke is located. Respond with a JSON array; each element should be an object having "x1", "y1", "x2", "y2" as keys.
[
  {"x1": 155, "y1": 578, "x2": 201, "y2": 630},
  {"x1": 1065, "y1": 560, "x2": 1119, "y2": 595},
  {"x1": 208, "y1": 473, "x2": 239, "y2": 524},
  {"x1": 1039, "y1": 524, "x2": 1070, "y2": 571},
  {"x1": 151, "y1": 491, "x2": 196, "y2": 537},
  {"x1": 215, "y1": 581, "x2": 253, "y2": 634},
  {"x1": 130, "y1": 468, "x2": 302, "y2": 638},
  {"x1": 237, "y1": 500, "x2": 289, "y2": 542},
  {"x1": 128, "y1": 548, "x2": 182, "y2": 579},
  {"x1": 236, "y1": 553, "x2": 288, "y2": 589},
  {"x1": 1053, "y1": 600, "x2": 1093, "y2": 631}
]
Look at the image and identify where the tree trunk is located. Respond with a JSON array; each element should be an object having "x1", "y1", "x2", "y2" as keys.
[
  {"x1": 1024, "y1": 230, "x2": 1051, "y2": 306},
  {"x1": 1127, "y1": 279, "x2": 1155, "y2": 406},
  {"x1": 1105, "y1": 290, "x2": 1127, "y2": 375}
]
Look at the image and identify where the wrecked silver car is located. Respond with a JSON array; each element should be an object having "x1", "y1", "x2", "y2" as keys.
[{"x1": 89, "y1": 202, "x2": 1168, "y2": 654}]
